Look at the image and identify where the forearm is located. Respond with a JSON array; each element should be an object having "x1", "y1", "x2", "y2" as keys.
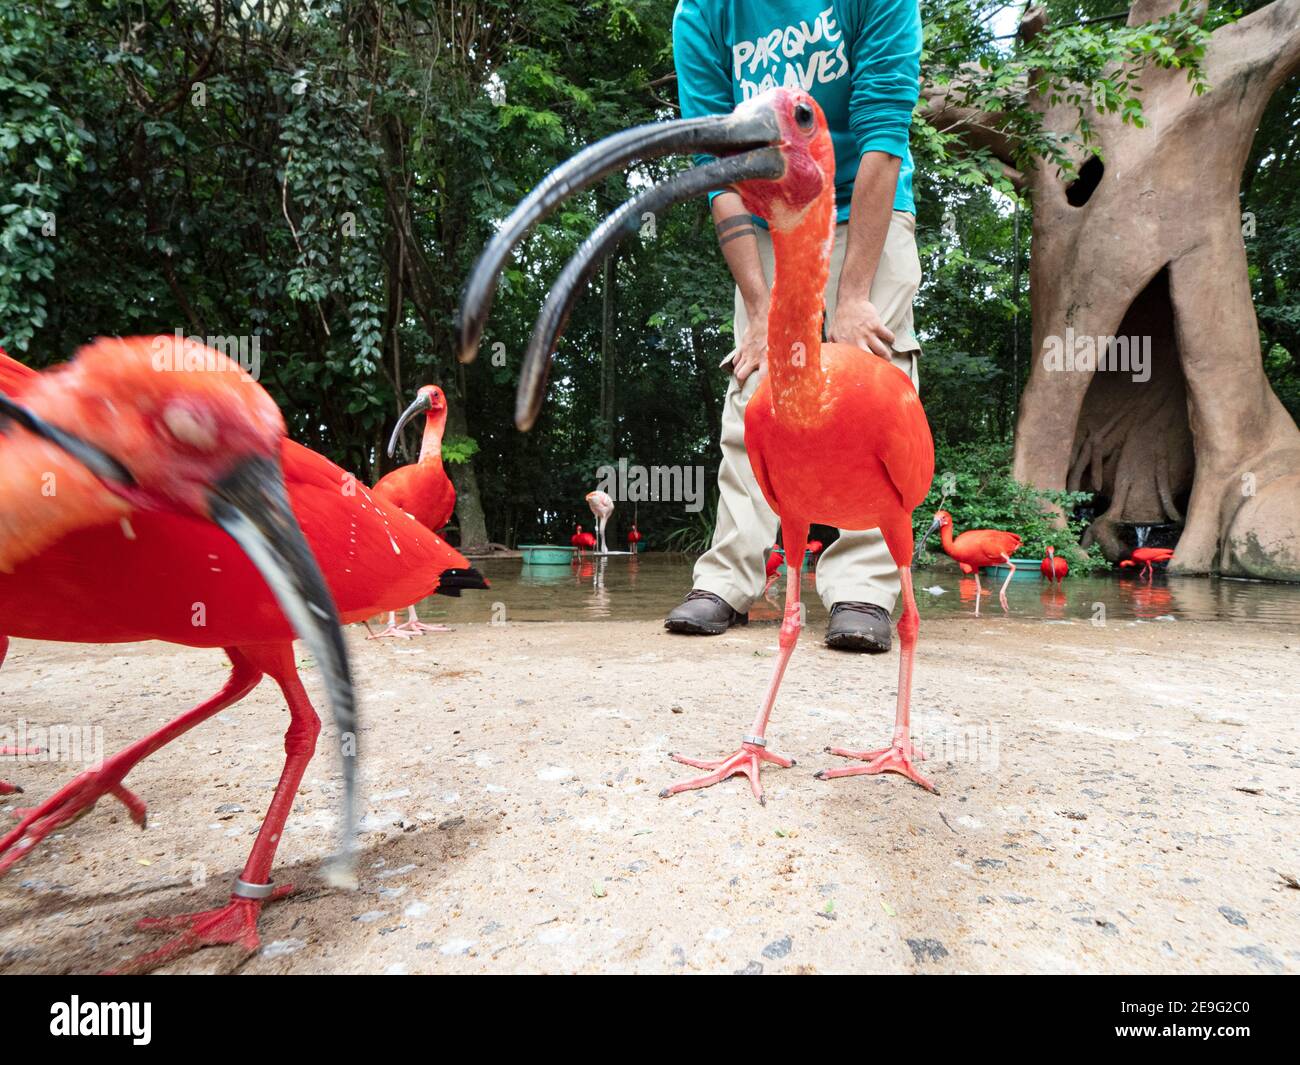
[
  {"x1": 711, "y1": 191, "x2": 769, "y2": 315},
  {"x1": 837, "y1": 152, "x2": 901, "y2": 304}
]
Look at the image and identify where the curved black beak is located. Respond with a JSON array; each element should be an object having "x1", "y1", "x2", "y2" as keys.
[
  {"x1": 386, "y1": 392, "x2": 434, "y2": 459},
  {"x1": 0, "y1": 394, "x2": 135, "y2": 487},
  {"x1": 514, "y1": 149, "x2": 783, "y2": 431},
  {"x1": 206, "y1": 455, "x2": 359, "y2": 886},
  {"x1": 919, "y1": 517, "x2": 941, "y2": 556},
  {"x1": 455, "y1": 106, "x2": 785, "y2": 428}
]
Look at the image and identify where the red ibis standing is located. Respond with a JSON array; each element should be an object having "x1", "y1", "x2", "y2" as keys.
[
  {"x1": 1041, "y1": 545, "x2": 1069, "y2": 584},
  {"x1": 0, "y1": 337, "x2": 360, "y2": 967},
  {"x1": 924, "y1": 510, "x2": 1022, "y2": 615},
  {"x1": 0, "y1": 338, "x2": 471, "y2": 970},
  {"x1": 570, "y1": 524, "x2": 596, "y2": 558},
  {"x1": 369, "y1": 384, "x2": 485, "y2": 638},
  {"x1": 458, "y1": 89, "x2": 940, "y2": 795}
]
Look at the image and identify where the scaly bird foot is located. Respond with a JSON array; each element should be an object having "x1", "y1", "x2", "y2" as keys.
[
  {"x1": 108, "y1": 886, "x2": 294, "y2": 974},
  {"x1": 395, "y1": 620, "x2": 451, "y2": 636},
  {"x1": 0, "y1": 781, "x2": 20, "y2": 796},
  {"x1": 816, "y1": 742, "x2": 938, "y2": 793},
  {"x1": 660, "y1": 741, "x2": 795, "y2": 806},
  {"x1": 0, "y1": 768, "x2": 148, "y2": 875},
  {"x1": 365, "y1": 621, "x2": 417, "y2": 640}
]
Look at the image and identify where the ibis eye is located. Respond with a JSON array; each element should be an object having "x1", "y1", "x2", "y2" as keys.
[
  {"x1": 162, "y1": 403, "x2": 218, "y2": 452},
  {"x1": 793, "y1": 102, "x2": 814, "y2": 131}
]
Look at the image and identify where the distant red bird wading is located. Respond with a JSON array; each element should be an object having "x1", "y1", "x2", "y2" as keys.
[
  {"x1": 1120, "y1": 546, "x2": 1175, "y2": 580},
  {"x1": 457, "y1": 88, "x2": 941, "y2": 796},
  {"x1": 1041, "y1": 545, "x2": 1069, "y2": 584},
  {"x1": 925, "y1": 509, "x2": 1022, "y2": 615}
]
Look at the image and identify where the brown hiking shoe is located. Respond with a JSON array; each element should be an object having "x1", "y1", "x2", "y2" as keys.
[
  {"x1": 664, "y1": 590, "x2": 749, "y2": 635},
  {"x1": 825, "y1": 601, "x2": 892, "y2": 653}
]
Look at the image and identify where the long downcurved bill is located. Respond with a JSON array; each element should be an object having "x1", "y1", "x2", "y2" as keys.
[
  {"x1": 206, "y1": 456, "x2": 359, "y2": 885},
  {"x1": 387, "y1": 391, "x2": 433, "y2": 459},
  {"x1": 0, "y1": 393, "x2": 135, "y2": 486},
  {"x1": 2, "y1": 398, "x2": 360, "y2": 880},
  {"x1": 919, "y1": 517, "x2": 942, "y2": 558},
  {"x1": 455, "y1": 107, "x2": 786, "y2": 431}
]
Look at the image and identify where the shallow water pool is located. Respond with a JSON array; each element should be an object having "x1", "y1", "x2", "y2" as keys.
[{"x1": 411, "y1": 553, "x2": 1300, "y2": 628}]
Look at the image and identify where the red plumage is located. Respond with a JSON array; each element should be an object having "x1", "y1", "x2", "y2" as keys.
[
  {"x1": 662, "y1": 91, "x2": 938, "y2": 798},
  {"x1": 931, "y1": 510, "x2": 1021, "y2": 572},
  {"x1": 1120, "y1": 546, "x2": 1175, "y2": 579},
  {"x1": 372, "y1": 384, "x2": 455, "y2": 533},
  {"x1": 1040, "y1": 546, "x2": 1070, "y2": 582},
  {"x1": 0, "y1": 339, "x2": 469, "y2": 970}
]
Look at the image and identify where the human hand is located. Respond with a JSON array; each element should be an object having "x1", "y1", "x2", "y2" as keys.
[
  {"x1": 828, "y1": 295, "x2": 894, "y2": 359},
  {"x1": 732, "y1": 308, "x2": 769, "y2": 383}
]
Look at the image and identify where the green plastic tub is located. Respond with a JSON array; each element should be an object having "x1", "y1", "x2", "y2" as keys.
[
  {"x1": 984, "y1": 557, "x2": 1043, "y2": 581},
  {"x1": 518, "y1": 544, "x2": 575, "y2": 565}
]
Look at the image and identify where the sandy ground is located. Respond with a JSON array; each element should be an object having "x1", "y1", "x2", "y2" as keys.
[{"x1": 1, "y1": 614, "x2": 1298, "y2": 974}]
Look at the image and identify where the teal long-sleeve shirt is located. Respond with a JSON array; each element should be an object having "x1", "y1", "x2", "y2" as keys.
[{"x1": 672, "y1": 0, "x2": 920, "y2": 221}]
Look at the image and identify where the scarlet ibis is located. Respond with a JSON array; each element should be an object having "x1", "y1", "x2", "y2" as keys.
[
  {"x1": 627, "y1": 523, "x2": 643, "y2": 551},
  {"x1": 368, "y1": 384, "x2": 480, "y2": 638},
  {"x1": 570, "y1": 523, "x2": 596, "y2": 558},
  {"x1": 925, "y1": 510, "x2": 1022, "y2": 615},
  {"x1": 586, "y1": 490, "x2": 614, "y2": 554},
  {"x1": 1120, "y1": 546, "x2": 1174, "y2": 581},
  {"x1": 0, "y1": 337, "x2": 466, "y2": 970},
  {"x1": 1041, "y1": 545, "x2": 1069, "y2": 584},
  {"x1": 458, "y1": 89, "x2": 939, "y2": 796}
]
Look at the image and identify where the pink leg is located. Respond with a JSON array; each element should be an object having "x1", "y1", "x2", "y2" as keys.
[
  {"x1": 818, "y1": 567, "x2": 936, "y2": 793},
  {"x1": 661, "y1": 526, "x2": 808, "y2": 805},
  {"x1": 0, "y1": 651, "x2": 263, "y2": 875},
  {"x1": 113, "y1": 643, "x2": 319, "y2": 973},
  {"x1": 999, "y1": 554, "x2": 1015, "y2": 610},
  {"x1": 973, "y1": 570, "x2": 982, "y2": 617}
]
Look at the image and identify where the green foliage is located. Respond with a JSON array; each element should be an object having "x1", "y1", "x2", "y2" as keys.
[
  {"x1": 917, "y1": 441, "x2": 1108, "y2": 571},
  {"x1": 917, "y1": 0, "x2": 1216, "y2": 192},
  {"x1": 441, "y1": 435, "x2": 480, "y2": 465},
  {"x1": 0, "y1": 0, "x2": 1292, "y2": 553},
  {"x1": 660, "y1": 490, "x2": 720, "y2": 556},
  {"x1": 1244, "y1": 70, "x2": 1299, "y2": 422}
]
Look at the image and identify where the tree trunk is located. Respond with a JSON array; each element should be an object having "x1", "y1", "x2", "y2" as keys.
[
  {"x1": 444, "y1": 361, "x2": 491, "y2": 551},
  {"x1": 1008, "y1": 0, "x2": 1300, "y2": 579},
  {"x1": 599, "y1": 251, "x2": 618, "y2": 458}
]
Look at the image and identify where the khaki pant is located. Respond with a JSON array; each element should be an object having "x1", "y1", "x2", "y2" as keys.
[{"x1": 693, "y1": 210, "x2": 922, "y2": 614}]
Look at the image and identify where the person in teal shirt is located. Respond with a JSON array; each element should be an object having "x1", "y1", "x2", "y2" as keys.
[{"x1": 666, "y1": 1, "x2": 927, "y2": 654}]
